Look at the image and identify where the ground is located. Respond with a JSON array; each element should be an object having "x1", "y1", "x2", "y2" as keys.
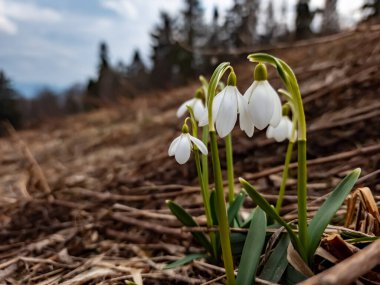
[{"x1": 0, "y1": 26, "x2": 379, "y2": 284}]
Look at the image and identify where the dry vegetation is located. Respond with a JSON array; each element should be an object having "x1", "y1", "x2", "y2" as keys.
[{"x1": 0, "y1": 25, "x2": 379, "y2": 284}]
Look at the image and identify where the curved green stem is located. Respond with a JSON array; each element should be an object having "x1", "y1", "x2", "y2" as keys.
[
  {"x1": 225, "y1": 134, "x2": 235, "y2": 204},
  {"x1": 248, "y1": 53, "x2": 309, "y2": 259},
  {"x1": 210, "y1": 131, "x2": 235, "y2": 285}
]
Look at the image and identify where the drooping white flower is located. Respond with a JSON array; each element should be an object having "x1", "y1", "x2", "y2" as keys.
[
  {"x1": 177, "y1": 98, "x2": 205, "y2": 122},
  {"x1": 199, "y1": 86, "x2": 253, "y2": 138},
  {"x1": 244, "y1": 81, "x2": 282, "y2": 130},
  {"x1": 266, "y1": 116, "x2": 293, "y2": 142},
  {"x1": 244, "y1": 63, "x2": 282, "y2": 131},
  {"x1": 168, "y1": 132, "x2": 208, "y2": 164}
]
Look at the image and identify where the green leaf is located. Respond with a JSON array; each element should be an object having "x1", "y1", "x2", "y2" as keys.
[
  {"x1": 240, "y1": 178, "x2": 306, "y2": 261},
  {"x1": 164, "y1": 253, "x2": 207, "y2": 269},
  {"x1": 230, "y1": 232, "x2": 246, "y2": 256},
  {"x1": 307, "y1": 168, "x2": 361, "y2": 261},
  {"x1": 236, "y1": 207, "x2": 267, "y2": 285},
  {"x1": 282, "y1": 264, "x2": 308, "y2": 284},
  {"x1": 259, "y1": 234, "x2": 289, "y2": 282},
  {"x1": 228, "y1": 192, "x2": 246, "y2": 226},
  {"x1": 166, "y1": 200, "x2": 213, "y2": 254}
]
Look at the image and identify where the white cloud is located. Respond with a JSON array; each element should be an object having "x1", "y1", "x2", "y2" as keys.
[
  {"x1": 0, "y1": 0, "x2": 61, "y2": 35},
  {"x1": 0, "y1": 15, "x2": 17, "y2": 35},
  {"x1": 101, "y1": 0, "x2": 138, "y2": 20},
  {"x1": 6, "y1": 2, "x2": 61, "y2": 23}
]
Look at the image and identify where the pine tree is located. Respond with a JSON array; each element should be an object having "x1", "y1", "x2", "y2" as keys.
[
  {"x1": 0, "y1": 71, "x2": 21, "y2": 133},
  {"x1": 126, "y1": 49, "x2": 148, "y2": 90},
  {"x1": 150, "y1": 12, "x2": 176, "y2": 87},
  {"x1": 224, "y1": 0, "x2": 260, "y2": 48},
  {"x1": 178, "y1": 0, "x2": 205, "y2": 74},
  {"x1": 363, "y1": 0, "x2": 380, "y2": 19},
  {"x1": 321, "y1": 0, "x2": 340, "y2": 35},
  {"x1": 263, "y1": 0, "x2": 277, "y2": 42}
]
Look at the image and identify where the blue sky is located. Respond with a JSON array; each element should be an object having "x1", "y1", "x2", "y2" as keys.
[{"x1": 0, "y1": 0, "x2": 364, "y2": 97}]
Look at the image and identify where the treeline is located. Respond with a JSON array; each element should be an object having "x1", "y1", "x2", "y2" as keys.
[{"x1": 1, "y1": 0, "x2": 379, "y2": 133}]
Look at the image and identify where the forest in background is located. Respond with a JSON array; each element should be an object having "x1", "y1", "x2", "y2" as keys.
[{"x1": 0, "y1": 0, "x2": 379, "y2": 132}]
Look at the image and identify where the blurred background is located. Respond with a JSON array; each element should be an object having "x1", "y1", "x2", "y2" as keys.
[{"x1": 0, "y1": 0, "x2": 378, "y2": 131}]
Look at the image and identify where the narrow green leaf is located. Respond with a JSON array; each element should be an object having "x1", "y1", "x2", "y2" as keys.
[
  {"x1": 307, "y1": 168, "x2": 361, "y2": 261},
  {"x1": 259, "y1": 234, "x2": 290, "y2": 282},
  {"x1": 228, "y1": 192, "x2": 246, "y2": 226},
  {"x1": 240, "y1": 178, "x2": 306, "y2": 261},
  {"x1": 166, "y1": 200, "x2": 213, "y2": 254},
  {"x1": 164, "y1": 253, "x2": 207, "y2": 269},
  {"x1": 236, "y1": 207, "x2": 267, "y2": 285}
]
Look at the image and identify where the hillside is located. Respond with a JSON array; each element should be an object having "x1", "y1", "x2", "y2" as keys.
[{"x1": 0, "y1": 26, "x2": 379, "y2": 284}]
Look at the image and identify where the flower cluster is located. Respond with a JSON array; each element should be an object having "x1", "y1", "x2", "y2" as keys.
[{"x1": 169, "y1": 63, "x2": 296, "y2": 164}]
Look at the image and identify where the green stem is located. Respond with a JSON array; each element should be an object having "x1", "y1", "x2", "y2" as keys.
[
  {"x1": 275, "y1": 141, "x2": 293, "y2": 214},
  {"x1": 210, "y1": 131, "x2": 235, "y2": 285},
  {"x1": 297, "y1": 139, "x2": 308, "y2": 247},
  {"x1": 194, "y1": 150, "x2": 216, "y2": 257},
  {"x1": 247, "y1": 53, "x2": 309, "y2": 261},
  {"x1": 225, "y1": 134, "x2": 235, "y2": 204},
  {"x1": 287, "y1": 65, "x2": 308, "y2": 250},
  {"x1": 275, "y1": 119, "x2": 297, "y2": 214},
  {"x1": 201, "y1": 126, "x2": 209, "y2": 190}
]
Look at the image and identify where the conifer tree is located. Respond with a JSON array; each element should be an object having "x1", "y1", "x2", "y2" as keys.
[
  {"x1": 0, "y1": 71, "x2": 21, "y2": 133},
  {"x1": 321, "y1": 0, "x2": 340, "y2": 35}
]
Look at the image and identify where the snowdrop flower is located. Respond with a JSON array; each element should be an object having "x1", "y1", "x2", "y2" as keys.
[
  {"x1": 176, "y1": 89, "x2": 205, "y2": 122},
  {"x1": 168, "y1": 125, "x2": 208, "y2": 165},
  {"x1": 199, "y1": 72, "x2": 253, "y2": 138},
  {"x1": 266, "y1": 116, "x2": 294, "y2": 142},
  {"x1": 244, "y1": 63, "x2": 282, "y2": 130}
]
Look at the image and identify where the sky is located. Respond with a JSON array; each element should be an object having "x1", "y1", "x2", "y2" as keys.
[{"x1": 0, "y1": 0, "x2": 365, "y2": 97}]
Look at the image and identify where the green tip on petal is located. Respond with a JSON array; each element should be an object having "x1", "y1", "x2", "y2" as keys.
[
  {"x1": 227, "y1": 71, "x2": 237, "y2": 86},
  {"x1": 194, "y1": 88, "x2": 204, "y2": 100},
  {"x1": 182, "y1": 123, "x2": 189, "y2": 134},
  {"x1": 254, "y1": 63, "x2": 268, "y2": 81}
]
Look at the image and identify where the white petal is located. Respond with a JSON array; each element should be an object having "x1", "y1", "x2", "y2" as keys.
[
  {"x1": 198, "y1": 108, "x2": 209, "y2": 126},
  {"x1": 215, "y1": 86, "x2": 238, "y2": 138},
  {"x1": 266, "y1": 126, "x2": 274, "y2": 139},
  {"x1": 212, "y1": 89, "x2": 224, "y2": 124},
  {"x1": 273, "y1": 119, "x2": 288, "y2": 142},
  {"x1": 188, "y1": 134, "x2": 208, "y2": 155},
  {"x1": 266, "y1": 83, "x2": 282, "y2": 127},
  {"x1": 176, "y1": 98, "x2": 195, "y2": 118},
  {"x1": 193, "y1": 99, "x2": 205, "y2": 122},
  {"x1": 238, "y1": 94, "x2": 254, "y2": 137},
  {"x1": 248, "y1": 81, "x2": 274, "y2": 130},
  {"x1": 285, "y1": 117, "x2": 293, "y2": 140},
  {"x1": 168, "y1": 135, "x2": 181, "y2": 156},
  {"x1": 174, "y1": 135, "x2": 191, "y2": 164},
  {"x1": 243, "y1": 81, "x2": 258, "y2": 102}
]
